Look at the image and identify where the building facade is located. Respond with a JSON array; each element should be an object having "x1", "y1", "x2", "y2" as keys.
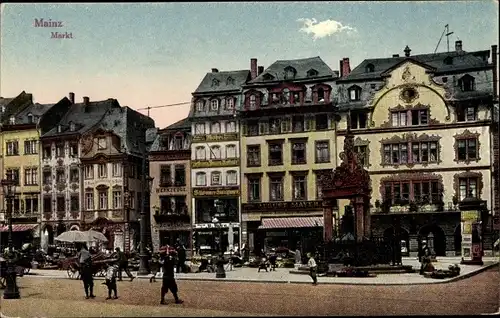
[
  {"x1": 240, "y1": 57, "x2": 339, "y2": 254},
  {"x1": 149, "y1": 118, "x2": 192, "y2": 252},
  {"x1": 335, "y1": 41, "x2": 497, "y2": 256},
  {"x1": 189, "y1": 67, "x2": 250, "y2": 253}
]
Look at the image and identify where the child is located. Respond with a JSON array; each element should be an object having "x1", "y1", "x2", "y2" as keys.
[
  {"x1": 149, "y1": 253, "x2": 161, "y2": 283},
  {"x1": 307, "y1": 253, "x2": 318, "y2": 285},
  {"x1": 104, "y1": 261, "x2": 119, "y2": 299}
]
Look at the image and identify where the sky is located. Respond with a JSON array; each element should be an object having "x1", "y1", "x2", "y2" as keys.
[{"x1": 1, "y1": 2, "x2": 498, "y2": 129}]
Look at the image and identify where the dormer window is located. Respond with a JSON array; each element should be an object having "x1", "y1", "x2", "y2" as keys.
[
  {"x1": 211, "y1": 79, "x2": 220, "y2": 87},
  {"x1": 196, "y1": 100, "x2": 204, "y2": 112},
  {"x1": 458, "y1": 74, "x2": 475, "y2": 92},
  {"x1": 249, "y1": 95, "x2": 257, "y2": 109},
  {"x1": 348, "y1": 86, "x2": 362, "y2": 101},
  {"x1": 226, "y1": 77, "x2": 235, "y2": 85},
  {"x1": 307, "y1": 69, "x2": 319, "y2": 77},
  {"x1": 27, "y1": 113, "x2": 34, "y2": 124},
  {"x1": 69, "y1": 122, "x2": 76, "y2": 131},
  {"x1": 57, "y1": 124, "x2": 62, "y2": 133},
  {"x1": 365, "y1": 63, "x2": 375, "y2": 73},
  {"x1": 210, "y1": 99, "x2": 219, "y2": 111},
  {"x1": 263, "y1": 73, "x2": 275, "y2": 81},
  {"x1": 284, "y1": 66, "x2": 297, "y2": 80},
  {"x1": 444, "y1": 56, "x2": 453, "y2": 65},
  {"x1": 226, "y1": 97, "x2": 235, "y2": 110},
  {"x1": 317, "y1": 88, "x2": 325, "y2": 102},
  {"x1": 9, "y1": 116, "x2": 15, "y2": 125}
]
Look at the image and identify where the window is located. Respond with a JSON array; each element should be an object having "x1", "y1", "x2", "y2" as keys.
[
  {"x1": 384, "y1": 180, "x2": 441, "y2": 205},
  {"x1": 210, "y1": 146, "x2": 221, "y2": 159},
  {"x1": 6, "y1": 141, "x2": 19, "y2": 156},
  {"x1": 69, "y1": 143, "x2": 78, "y2": 157},
  {"x1": 25, "y1": 197, "x2": 39, "y2": 213},
  {"x1": 6, "y1": 169, "x2": 20, "y2": 185},
  {"x1": 160, "y1": 165, "x2": 171, "y2": 186},
  {"x1": 195, "y1": 146, "x2": 206, "y2": 160},
  {"x1": 44, "y1": 197, "x2": 52, "y2": 213},
  {"x1": 456, "y1": 106, "x2": 477, "y2": 122},
  {"x1": 113, "y1": 191, "x2": 122, "y2": 209},
  {"x1": 98, "y1": 163, "x2": 107, "y2": 178},
  {"x1": 173, "y1": 135, "x2": 183, "y2": 150},
  {"x1": 291, "y1": 141, "x2": 306, "y2": 164},
  {"x1": 56, "y1": 169, "x2": 65, "y2": 183},
  {"x1": 247, "y1": 120, "x2": 259, "y2": 136},
  {"x1": 129, "y1": 191, "x2": 135, "y2": 209},
  {"x1": 349, "y1": 86, "x2": 361, "y2": 101},
  {"x1": 247, "y1": 145, "x2": 261, "y2": 167},
  {"x1": 292, "y1": 115, "x2": 304, "y2": 132},
  {"x1": 315, "y1": 114, "x2": 328, "y2": 130},
  {"x1": 226, "y1": 121, "x2": 236, "y2": 133},
  {"x1": 211, "y1": 172, "x2": 221, "y2": 185},
  {"x1": 84, "y1": 165, "x2": 94, "y2": 179},
  {"x1": 227, "y1": 170, "x2": 237, "y2": 185},
  {"x1": 196, "y1": 172, "x2": 206, "y2": 186},
  {"x1": 458, "y1": 75, "x2": 475, "y2": 92},
  {"x1": 284, "y1": 66, "x2": 296, "y2": 79},
  {"x1": 354, "y1": 145, "x2": 369, "y2": 166},
  {"x1": 269, "y1": 118, "x2": 281, "y2": 134},
  {"x1": 211, "y1": 99, "x2": 219, "y2": 111},
  {"x1": 26, "y1": 113, "x2": 34, "y2": 123},
  {"x1": 317, "y1": 88, "x2": 325, "y2": 102},
  {"x1": 128, "y1": 165, "x2": 136, "y2": 178},
  {"x1": 24, "y1": 168, "x2": 38, "y2": 186},
  {"x1": 459, "y1": 178, "x2": 478, "y2": 201},
  {"x1": 292, "y1": 92, "x2": 301, "y2": 104},
  {"x1": 226, "y1": 77, "x2": 235, "y2": 85},
  {"x1": 269, "y1": 175, "x2": 284, "y2": 201},
  {"x1": 112, "y1": 163, "x2": 122, "y2": 177},
  {"x1": 24, "y1": 140, "x2": 38, "y2": 155},
  {"x1": 70, "y1": 168, "x2": 79, "y2": 182},
  {"x1": 391, "y1": 111, "x2": 408, "y2": 127},
  {"x1": 248, "y1": 177, "x2": 261, "y2": 202},
  {"x1": 85, "y1": 193, "x2": 94, "y2": 210},
  {"x1": 57, "y1": 197, "x2": 65, "y2": 212},
  {"x1": 56, "y1": 143, "x2": 64, "y2": 157},
  {"x1": 383, "y1": 144, "x2": 407, "y2": 165},
  {"x1": 457, "y1": 138, "x2": 478, "y2": 161},
  {"x1": 99, "y1": 191, "x2": 108, "y2": 209},
  {"x1": 70, "y1": 196, "x2": 79, "y2": 212},
  {"x1": 282, "y1": 88, "x2": 291, "y2": 104},
  {"x1": 97, "y1": 137, "x2": 107, "y2": 150},
  {"x1": 411, "y1": 109, "x2": 428, "y2": 125},
  {"x1": 9, "y1": 116, "x2": 15, "y2": 125},
  {"x1": 365, "y1": 63, "x2": 375, "y2": 72},
  {"x1": 57, "y1": 125, "x2": 62, "y2": 133},
  {"x1": 293, "y1": 175, "x2": 307, "y2": 200},
  {"x1": 268, "y1": 143, "x2": 283, "y2": 166},
  {"x1": 43, "y1": 145, "x2": 52, "y2": 159},
  {"x1": 43, "y1": 170, "x2": 51, "y2": 185},
  {"x1": 307, "y1": 69, "x2": 318, "y2": 77},
  {"x1": 315, "y1": 141, "x2": 330, "y2": 163},
  {"x1": 174, "y1": 165, "x2": 186, "y2": 186},
  {"x1": 196, "y1": 100, "x2": 204, "y2": 111},
  {"x1": 69, "y1": 122, "x2": 76, "y2": 131},
  {"x1": 249, "y1": 95, "x2": 257, "y2": 109},
  {"x1": 226, "y1": 144, "x2": 237, "y2": 158},
  {"x1": 211, "y1": 122, "x2": 221, "y2": 134},
  {"x1": 412, "y1": 141, "x2": 439, "y2": 163},
  {"x1": 315, "y1": 171, "x2": 329, "y2": 200},
  {"x1": 195, "y1": 123, "x2": 205, "y2": 135},
  {"x1": 226, "y1": 98, "x2": 235, "y2": 110},
  {"x1": 351, "y1": 112, "x2": 367, "y2": 129},
  {"x1": 383, "y1": 141, "x2": 438, "y2": 165}
]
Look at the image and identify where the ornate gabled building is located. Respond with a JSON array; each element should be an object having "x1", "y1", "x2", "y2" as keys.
[
  {"x1": 0, "y1": 92, "x2": 73, "y2": 248},
  {"x1": 149, "y1": 118, "x2": 192, "y2": 252},
  {"x1": 189, "y1": 67, "x2": 250, "y2": 253},
  {"x1": 335, "y1": 41, "x2": 498, "y2": 256},
  {"x1": 79, "y1": 106, "x2": 155, "y2": 252},
  {"x1": 39, "y1": 95, "x2": 121, "y2": 242},
  {"x1": 239, "y1": 57, "x2": 339, "y2": 254}
]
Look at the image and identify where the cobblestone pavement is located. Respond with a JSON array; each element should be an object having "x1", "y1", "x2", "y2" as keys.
[{"x1": 1, "y1": 267, "x2": 498, "y2": 316}]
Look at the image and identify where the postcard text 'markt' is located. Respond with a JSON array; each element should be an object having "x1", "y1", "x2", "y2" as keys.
[{"x1": 34, "y1": 19, "x2": 63, "y2": 28}]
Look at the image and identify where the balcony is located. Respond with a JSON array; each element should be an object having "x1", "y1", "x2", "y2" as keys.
[
  {"x1": 153, "y1": 210, "x2": 190, "y2": 223},
  {"x1": 372, "y1": 200, "x2": 458, "y2": 214}
]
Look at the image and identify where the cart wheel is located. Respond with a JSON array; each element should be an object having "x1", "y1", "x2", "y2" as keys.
[
  {"x1": 0, "y1": 277, "x2": 6, "y2": 289},
  {"x1": 67, "y1": 268, "x2": 78, "y2": 279},
  {"x1": 24, "y1": 267, "x2": 31, "y2": 275}
]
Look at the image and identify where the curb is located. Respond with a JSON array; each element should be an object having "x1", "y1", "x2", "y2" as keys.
[{"x1": 442, "y1": 262, "x2": 498, "y2": 284}]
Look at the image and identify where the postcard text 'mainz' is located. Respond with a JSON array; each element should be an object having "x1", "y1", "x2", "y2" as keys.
[{"x1": 33, "y1": 18, "x2": 73, "y2": 39}]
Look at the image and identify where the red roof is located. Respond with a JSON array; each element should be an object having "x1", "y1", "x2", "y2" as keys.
[
  {"x1": 0, "y1": 224, "x2": 37, "y2": 233},
  {"x1": 258, "y1": 217, "x2": 324, "y2": 230}
]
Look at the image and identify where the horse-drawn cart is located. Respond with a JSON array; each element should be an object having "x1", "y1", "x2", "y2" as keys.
[{"x1": 62, "y1": 253, "x2": 116, "y2": 280}]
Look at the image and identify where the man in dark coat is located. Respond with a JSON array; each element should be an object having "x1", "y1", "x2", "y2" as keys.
[
  {"x1": 175, "y1": 241, "x2": 187, "y2": 274},
  {"x1": 160, "y1": 250, "x2": 183, "y2": 305},
  {"x1": 115, "y1": 247, "x2": 134, "y2": 281},
  {"x1": 77, "y1": 243, "x2": 95, "y2": 299}
]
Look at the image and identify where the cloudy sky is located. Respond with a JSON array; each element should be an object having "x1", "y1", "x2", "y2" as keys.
[{"x1": 1, "y1": 2, "x2": 498, "y2": 128}]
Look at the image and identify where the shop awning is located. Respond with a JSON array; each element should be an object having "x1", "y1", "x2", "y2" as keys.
[
  {"x1": 0, "y1": 224, "x2": 37, "y2": 233},
  {"x1": 258, "y1": 217, "x2": 324, "y2": 230}
]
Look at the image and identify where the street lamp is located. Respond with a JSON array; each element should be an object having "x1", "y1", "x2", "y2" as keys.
[
  {"x1": 212, "y1": 216, "x2": 226, "y2": 278},
  {"x1": 1, "y1": 173, "x2": 20, "y2": 299},
  {"x1": 137, "y1": 176, "x2": 154, "y2": 276}
]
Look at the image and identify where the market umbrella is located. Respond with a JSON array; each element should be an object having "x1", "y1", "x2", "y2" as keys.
[
  {"x1": 84, "y1": 229, "x2": 108, "y2": 243},
  {"x1": 55, "y1": 230, "x2": 90, "y2": 243}
]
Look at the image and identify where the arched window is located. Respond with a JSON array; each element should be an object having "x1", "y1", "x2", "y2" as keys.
[
  {"x1": 211, "y1": 171, "x2": 221, "y2": 185},
  {"x1": 211, "y1": 122, "x2": 221, "y2": 133},
  {"x1": 210, "y1": 145, "x2": 221, "y2": 159},
  {"x1": 211, "y1": 99, "x2": 219, "y2": 111},
  {"x1": 226, "y1": 170, "x2": 238, "y2": 185},
  {"x1": 196, "y1": 172, "x2": 206, "y2": 186},
  {"x1": 284, "y1": 66, "x2": 297, "y2": 79},
  {"x1": 226, "y1": 144, "x2": 237, "y2": 158},
  {"x1": 458, "y1": 74, "x2": 475, "y2": 92},
  {"x1": 27, "y1": 113, "x2": 34, "y2": 124},
  {"x1": 226, "y1": 98, "x2": 235, "y2": 110},
  {"x1": 195, "y1": 146, "x2": 206, "y2": 160},
  {"x1": 307, "y1": 69, "x2": 318, "y2": 77},
  {"x1": 348, "y1": 86, "x2": 362, "y2": 101},
  {"x1": 365, "y1": 63, "x2": 375, "y2": 73}
]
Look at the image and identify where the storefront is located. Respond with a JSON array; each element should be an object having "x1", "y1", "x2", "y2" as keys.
[
  {"x1": 193, "y1": 222, "x2": 240, "y2": 254},
  {"x1": 0, "y1": 224, "x2": 38, "y2": 250}
]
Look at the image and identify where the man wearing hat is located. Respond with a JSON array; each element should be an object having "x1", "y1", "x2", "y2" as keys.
[
  {"x1": 115, "y1": 247, "x2": 134, "y2": 281},
  {"x1": 419, "y1": 241, "x2": 432, "y2": 275},
  {"x1": 160, "y1": 248, "x2": 183, "y2": 305}
]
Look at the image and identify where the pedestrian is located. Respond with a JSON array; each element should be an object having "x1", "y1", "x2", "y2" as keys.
[
  {"x1": 419, "y1": 242, "x2": 433, "y2": 275},
  {"x1": 77, "y1": 243, "x2": 95, "y2": 299},
  {"x1": 115, "y1": 247, "x2": 135, "y2": 281},
  {"x1": 103, "y1": 261, "x2": 119, "y2": 300},
  {"x1": 176, "y1": 241, "x2": 186, "y2": 274},
  {"x1": 307, "y1": 252, "x2": 318, "y2": 285},
  {"x1": 269, "y1": 250, "x2": 277, "y2": 271},
  {"x1": 160, "y1": 250, "x2": 183, "y2": 305},
  {"x1": 149, "y1": 253, "x2": 161, "y2": 283},
  {"x1": 258, "y1": 254, "x2": 268, "y2": 272}
]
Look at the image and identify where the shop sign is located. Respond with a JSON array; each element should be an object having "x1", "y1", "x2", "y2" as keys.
[
  {"x1": 461, "y1": 210, "x2": 479, "y2": 222},
  {"x1": 191, "y1": 158, "x2": 240, "y2": 169},
  {"x1": 156, "y1": 187, "x2": 186, "y2": 194},
  {"x1": 149, "y1": 150, "x2": 190, "y2": 162},
  {"x1": 192, "y1": 133, "x2": 239, "y2": 143},
  {"x1": 194, "y1": 223, "x2": 240, "y2": 229},
  {"x1": 193, "y1": 186, "x2": 239, "y2": 197},
  {"x1": 158, "y1": 222, "x2": 191, "y2": 231},
  {"x1": 242, "y1": 200, "x2": 322, "y2": 212}
]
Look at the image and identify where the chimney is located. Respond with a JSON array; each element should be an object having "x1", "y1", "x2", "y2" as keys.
[
  {"x1": 250, "y1": 58, "x2": 258, "y2": 79},
  {"x1": 392, "y1": 54, "x2": 400, "y2": 58},
  {"x1": 342, "y1": 58, "x2": 351, "y2": 77},
  {"x1": 258, "y1": 66, "x2": 264, "y2": 75},
  {"x1": 339, "y1": 60, "x2": 343, "y2": 77},
  {"x1": 404, "y1": 45, "x2": 411, "y2": 57},
  {"x1": 68, "y1": 92, "x2": 75, "y2": 104},
  {"x1": 455, "y1": 40, "x2": 463, "y2": 53},
  {"x1": 83, "y1": 96, "x2": 90, "y2": 105},
  {"x1": 211, "y1": 68, "x2": 219, "y2": 73},
  {"x1": 492, "y1": 45, "x2": 498, "y2": 101}
]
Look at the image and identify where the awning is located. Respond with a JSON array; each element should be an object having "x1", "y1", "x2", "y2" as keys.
[
  {"x1": 0, "y1": 224, "x2": 37, "y2": 233},
  {"x1": 258, "y1": 217, "x2": 324, "y2": 230}
]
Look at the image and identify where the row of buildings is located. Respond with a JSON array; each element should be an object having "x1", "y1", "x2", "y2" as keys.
[{"x1": 1, "y1": 39, "x2": 498, "y2": 257}]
